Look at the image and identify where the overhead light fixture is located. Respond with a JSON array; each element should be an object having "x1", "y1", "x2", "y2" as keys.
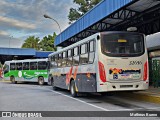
[{"x1": 127, "y1": 27, "x2": 137, "y2": 32}]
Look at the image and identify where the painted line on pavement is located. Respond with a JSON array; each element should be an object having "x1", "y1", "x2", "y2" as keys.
[
  {"x1": 47, "y1": 89, "x2": 110, "y2": 111},
  {"x1": 39, "y1": 87, "x2": 160, "y2": 111},
  {"x1": 3, "y1": 83, "x2": 159, "y2": 111}
]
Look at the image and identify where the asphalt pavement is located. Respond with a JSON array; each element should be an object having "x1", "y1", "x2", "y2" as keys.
[{"x1": 0, "y1": 81, "x2": 160, "y2": 120}]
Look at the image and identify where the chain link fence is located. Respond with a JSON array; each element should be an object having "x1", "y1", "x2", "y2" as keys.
[{"x1": 149, "y1": 60, "x2": 160, "y2": 88}]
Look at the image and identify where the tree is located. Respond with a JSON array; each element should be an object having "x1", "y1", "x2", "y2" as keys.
[
  {"x1": 39, "y1": 32, "x2": 57, "y2": 51},
  {"x1": 21, "y1": 33, "x2": 57, "y2": 51},
  {"x1": 68, "y1": 0, "x2": 102, "y2": 24},
  {"x1": 22, "y1": 36, "x2": 40, "y2": 50},
  {"x1": 0, "y1": 62, "x2": 2, "y2": 68}
]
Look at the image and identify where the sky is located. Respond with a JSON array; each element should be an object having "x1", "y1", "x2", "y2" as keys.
[{"x1": 0, "y1": 0, "x2": 77, "y2": 48}]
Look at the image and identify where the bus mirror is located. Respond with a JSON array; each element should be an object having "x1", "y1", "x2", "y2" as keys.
[
  {"x1": 97, "y1": 35, "x2": 100, "y2": 40},
  {"x1": 4, "y1": 70, "x2": 8, "y2": 74}
]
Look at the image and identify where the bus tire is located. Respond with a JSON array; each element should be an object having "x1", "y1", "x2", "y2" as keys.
[
  {"x1": 70, "y1": 80, "x2": 78, "y2": 97},
  {"x1": 38, "y1": 77, "x2": 44, "y2": 85},
  {"x1": 10, "y1": 76, "x2": 17, "y2": 84}
]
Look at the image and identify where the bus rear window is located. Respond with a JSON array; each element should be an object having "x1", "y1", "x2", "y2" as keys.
[{"x1": 101, "y1": 33, "x2": 144, "y2": 57}]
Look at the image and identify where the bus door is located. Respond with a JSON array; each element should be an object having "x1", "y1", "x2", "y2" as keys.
[{"x1": 3, "y1": 63, "x2": 9, "y2": 79}]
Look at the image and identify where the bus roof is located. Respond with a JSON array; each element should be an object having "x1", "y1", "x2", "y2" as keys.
[{"x1": 4, "y1": 58, "x2": 48, "y2": 64}]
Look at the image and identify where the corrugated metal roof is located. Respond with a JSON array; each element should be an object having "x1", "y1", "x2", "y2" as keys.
[
  {"x1": 0, "y1": 47, "x2": 53, "y2": 58},
  {"x1": 55, "y1": 0, "x2": 133, "y2": 46},
  {"x1": 0, "y1": 48, "x2": 35, "y2": 56},
  {"x1": 35, "y1": 51, "x2": 53, "y2": 57},
  {"x1": 55, "y1": 0, "x2": 160, "y2": 46}
]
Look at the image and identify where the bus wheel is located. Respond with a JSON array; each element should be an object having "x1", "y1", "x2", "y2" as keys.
[
  {"x1": 70, "y1": 80, "x2": 77, "y2": 97},
  {"x1": 38, "y1": 77, "x2": 44, "y2": 85},
  {"x1": 10, "y1": 76, "x2": 17, "y2": 84}
]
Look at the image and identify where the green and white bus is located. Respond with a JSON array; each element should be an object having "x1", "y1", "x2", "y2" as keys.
[{"x1": 3, "y1": 59, "x2": 48, "y2": 85}]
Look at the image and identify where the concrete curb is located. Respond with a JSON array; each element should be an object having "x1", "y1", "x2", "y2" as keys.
[
  {"x1": 0, "y1": 80, "x2": 11, "y2": 83},
  {"x1": 118, "y1": 92, "x2": 160, "y2": 104}
]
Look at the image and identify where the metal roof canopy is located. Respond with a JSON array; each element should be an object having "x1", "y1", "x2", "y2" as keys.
[
  {"x1": 55, "y1": 0, "x2": 160, "y2": 47},
  {"x1": 0, "y1": 48, "x2": 36, "y2": 56},
  {"x1": 0, "y1": 48, "x2": 53, "y2": 64},
  {"x1": 0, "y1": 47, "x2": 52, "y2": 57},
  {"x1": 35, "y1": 51, "x2": 52, "y2": 58}
]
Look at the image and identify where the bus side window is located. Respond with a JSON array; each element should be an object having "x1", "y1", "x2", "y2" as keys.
[
  {"x1": 16, "y1": 62, "x2": 22, "y2": 70},
  {"x1": 57, "y1": 53, "x2": 62, "y2": 67},
  {"x1": 10, "y1": 63, "x2": 15, "y2": 70},
  {"x1": 80, "y1": 43, "x2": 88, "y2": 64},
  {"x1": 73, "y1": 46, "x2": 79, "y2": 65},
  {"x1": 30, "y1": 62, "x2": 37, "y2": 70},
  {"x1": 55, "y1": 55, "x2": 58, "y2": 68},
  {"x1": 88, "y1": 40, "x2": 95, "y2": 63},
  {"x1": 52, "y1": 56, "x2": 57, "y2": 68},
  {"x1": 66, "y1": 49, "x2": 72, "y2": 67},
  {"x1": 62, "y1": 51, "x2": 67, "y2": 67},
  {"x1": 38, "y1": 61, "x2": 47, "y2": 70},
  {"x1": 23, "y1": 62, "x2": 29, "y2": 70}
]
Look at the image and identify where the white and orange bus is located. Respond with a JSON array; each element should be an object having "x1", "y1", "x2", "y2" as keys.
[{"x1": 48, "y1": 31, "x2": 149, "y2": 97}]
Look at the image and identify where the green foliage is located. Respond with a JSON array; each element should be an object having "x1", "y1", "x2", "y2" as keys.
[
  {"x1": 68, "y1": 8, "x2": 81, "y2": 23},
  {"x1": 68, "y1": 0, "x2": 102, "y2": 24},
  {"x1": 0, "y1": 62, "x2": 2, "y2": 68},
  {"x1": 39, "y1": 32, "x2": 57, "y2": 51},
  {"x1": 22, "y1": 36, "x2": 40, "y2": 50},
  {"x1": 21, "y1": 33, "x2": 57, "y2": 51}
]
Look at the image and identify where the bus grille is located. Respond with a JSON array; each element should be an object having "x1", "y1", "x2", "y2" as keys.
[{"x1": 120, "y1": 85, "x2": 133, "y2": 88}]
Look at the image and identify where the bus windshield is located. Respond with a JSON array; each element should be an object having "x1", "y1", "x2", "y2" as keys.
[
  {"x1": 3, "y1": 64, "x2": 9, "y2": 74},
  {"x1": 101, "y1": 33, "x2": 144, "y2": 57}
]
